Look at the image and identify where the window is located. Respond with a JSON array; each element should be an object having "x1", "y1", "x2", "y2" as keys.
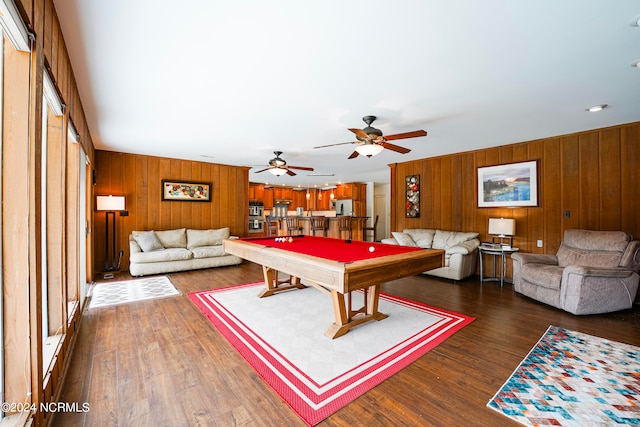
[
  {"x1": 41, "y1": 71, "x2": 65, "y2": 376},
  {"x1": 1, "y1": 0, "x2": 32, "y2": 421}
]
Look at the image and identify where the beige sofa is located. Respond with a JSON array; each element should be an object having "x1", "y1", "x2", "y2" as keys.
[
  {"x1": 512, "y1": 229, "x2": 640, "y2": 315},
  {"x1": 381, "y1": 229, "x2": 480, "y2": 280},
  {"x1": 129, "y1": 227, "x2": 241, "y2": 276}
]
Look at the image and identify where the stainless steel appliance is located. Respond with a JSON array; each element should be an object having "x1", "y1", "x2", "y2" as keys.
[
  {"x1": 248, "y1": 202, "x2": 264, "y2": 233},
  {"x1": 335, "y1": 199, "x2": 353, "y2": 216},
  {"x1": 249, "y1": 201, "x2": 264, "y2": 217},
  {"x1": 248, "y1": 218, "x2": 264, "y2": 233}
]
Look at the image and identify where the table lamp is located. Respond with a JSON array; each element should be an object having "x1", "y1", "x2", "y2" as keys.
[{"x1": 488, "y1": 218, "x2": 515, "y2": 247}]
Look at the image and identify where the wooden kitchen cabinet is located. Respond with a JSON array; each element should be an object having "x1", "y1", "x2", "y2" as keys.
[
  {"x1": 335, "y1": 184, "x2": 351, "y2": 199},
  {"x1": 273, "y1": 187, "x2": 293, "y2": 201},
  {"x1": 292, "y1": 189, "x2": 307, "y2": 209},
  {"x1": 249, "y1": 183, "x2": 264, "y2": 201},
  {"x1": 263, "y1": 187, "x2": 274, "y2": 209},
  {"x1": 336, "y1": 183, "x2": 366, "y2": 201},
  {"x1": 353, "y1": 200, "x2": 366, "y2": 217},
  {"x1": 316, "y1": 189, "x2": 330, "y2": 210}
]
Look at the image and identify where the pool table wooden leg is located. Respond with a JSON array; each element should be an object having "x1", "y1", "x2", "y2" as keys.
[
  {"x1": 325, "y1": 285, "x2": 388, "y2": 339},
  {"x1": 257, "y1": 266, "x2": 307, "y2": 298}
]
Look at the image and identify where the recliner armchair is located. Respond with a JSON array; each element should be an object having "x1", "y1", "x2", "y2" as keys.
[{"x1": 512, "y1": 229, "x2": 640, "y2": 315}]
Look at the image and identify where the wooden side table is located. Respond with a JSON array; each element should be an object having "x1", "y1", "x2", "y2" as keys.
[{"x1": 479, "y1": 246, "x2": 520, "y2": 287}]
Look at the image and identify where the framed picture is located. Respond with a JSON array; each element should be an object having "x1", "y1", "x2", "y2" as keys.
[
  {"x1": 477, "y1": 160, "x2": 538, "y2": 208},
  {"x1": 406, "y1": 175, "x2": 420, "y2": 217},
  {"x1": 162, "y1": 180, "x2": 212, "y2": 202}
]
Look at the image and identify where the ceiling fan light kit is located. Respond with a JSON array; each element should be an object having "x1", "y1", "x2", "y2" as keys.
[
  {"x1": 269, "y1": 167, "x2": 287, "y2": 176},
  {"x1": 355, "y1": 143, "x2": 385, "y2": 157},
  {"x1": 313, "y1": 115, "x2": 427, "y2": 159},
  {"x1": 255, "y1": 151, "x2": 314, "y2": 177}
]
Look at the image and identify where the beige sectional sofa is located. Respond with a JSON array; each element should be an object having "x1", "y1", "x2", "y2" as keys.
[
  {"x1": 129, "y1": 227, "x2": 241, "y2": 276},
  {"x1": 381, "y1": 229, "x2": 480, "y2": 280}
]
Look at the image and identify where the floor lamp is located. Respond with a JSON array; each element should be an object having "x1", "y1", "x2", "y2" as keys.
[{"x1": 96, "y1": 195, "x2": 126, "y2": 277}]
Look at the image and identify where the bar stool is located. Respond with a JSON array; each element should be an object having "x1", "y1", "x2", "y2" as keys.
[
  {"x1": 363, "y1": 215, "x2": 379, "y2": 242},
  {"x1": 310, "y1": 216, "x2": 328, "y2": 236},
  {"x1": 265, "y1": 215, "x2": 279, "y2": 236},
  {"x1": 337, "y1": 216, "x2": 352, "y2": 240},
  {"x1": 285, "y1": 216, "x2": 303, "y2": 235}
]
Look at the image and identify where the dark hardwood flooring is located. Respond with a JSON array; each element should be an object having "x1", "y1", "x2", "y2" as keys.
[{"x1": 52, "y1": 263, "x2": 640, "y2": 426}]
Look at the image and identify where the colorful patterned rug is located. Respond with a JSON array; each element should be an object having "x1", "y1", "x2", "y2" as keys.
[
  {"x1": 89, "y1": 276, "x2": 180, "y2": 309},
  {"x1": 488, "y1": 325, "x2": 640, "y2": 426},
  {"x1": 189, "y1": 282, "x2": 474, "y2": 426}
]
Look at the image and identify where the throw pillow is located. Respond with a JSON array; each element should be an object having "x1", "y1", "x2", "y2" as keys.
[
  {"x1": 392, "y1": 232, "x2": 418, "y2": 247},
  {"x1": 155, "y1": 228, "x2": 187, "y2": 248},
  {"x1": 133, "y1": 231, "x2": 165, "y2": 252},
  {"x1": 404, "y1": 229, "x2": 436, "y2": 248},
  {"x1": 187, "y1": 227, "x2": 230, "y2": 249},
  {"x1": 432, "y1": 230, "x2": 479, "y2": 250}
]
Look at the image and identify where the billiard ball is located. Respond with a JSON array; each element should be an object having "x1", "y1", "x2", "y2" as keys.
[
  {"x1": 288, "y1": 237, "x2": 293, "y2": 243},
  {"x1": 369, "y1": 246, "x2": 375, "y2": 252}
]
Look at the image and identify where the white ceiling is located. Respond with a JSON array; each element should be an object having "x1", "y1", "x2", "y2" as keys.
[{"x1": 52, "y1": 0, "x2": 640, "y2": 188}]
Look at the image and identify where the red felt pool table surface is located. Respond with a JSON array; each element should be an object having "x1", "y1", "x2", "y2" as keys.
[{"x1": 238, "y1": 235, "x2": 423, "y2": 263}]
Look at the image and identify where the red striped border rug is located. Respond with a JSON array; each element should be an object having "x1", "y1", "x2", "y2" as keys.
[{"x1": 189, "y1": 282, "x2": 474, "y2": 425}]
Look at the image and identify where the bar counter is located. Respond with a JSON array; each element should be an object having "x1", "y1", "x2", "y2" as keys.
[{"x1": 270, "y1": 216, "x2": 369, "y2": 241}]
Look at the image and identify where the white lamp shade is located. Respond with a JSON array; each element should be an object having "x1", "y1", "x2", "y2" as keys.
[
  {"x1": 355, "y1": 144, "x2": 384, "y2": 157},
  {"x1": 96, "y1": 195, "x2": 125, "y2": 211},
  {"x1": 488, "y1": 218, "x2": 515, "y2": 236},
  {"x1": 269, "y1": 167, "x2": 287, "y2": 176}
]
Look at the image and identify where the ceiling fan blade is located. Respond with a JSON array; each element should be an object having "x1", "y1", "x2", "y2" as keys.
[
  {"x1": 349, "y1": 128, "x2": 370, "y2": 141},
  {"x1": 254, "y1": 167, "x2": 271, "y2": 173},
  {"x1": 286, "y1": 169, "x2": 297, "y2": 176},
  {"x1": 383, "y1": 130, "x2": 427, "y2": 141},
  {"x1": 348, "y1": 151, "x2": 360, "y2": 159},
  {"x1": 313, "y1": 141, "x2": 358, "y2": 149},
  {"x1": 287, "y1": 165, "x2": 315, "y2": 171},
  {"x1": 381, "y1": 142, "x2": 411, "y2": 154}
]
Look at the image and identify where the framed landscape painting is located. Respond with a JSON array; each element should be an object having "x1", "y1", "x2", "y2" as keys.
[
  {"x1": 477, "y1": 160, "x2": 538, "y2": 208},
  {"x1": 162, "y1": 180, "x2": 212, "y2": 202}
]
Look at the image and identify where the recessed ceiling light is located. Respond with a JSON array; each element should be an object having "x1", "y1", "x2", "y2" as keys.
[
  {"x1": 631, "y1": 59, "x2": 640, "y2": 68},
  {"x1": 630, "y1": 15, "x2": 640, "y2": 27},
  {"x1": 585, "y1": 104, "x2": 608, "y2": 112}
]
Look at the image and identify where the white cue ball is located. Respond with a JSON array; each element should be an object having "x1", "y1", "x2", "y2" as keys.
[{"x1": 369, "y1": 246, "x2": 375, "y2": 252}]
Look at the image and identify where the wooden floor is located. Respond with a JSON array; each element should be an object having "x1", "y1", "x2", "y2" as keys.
[{"x1": 52, "y1": 262, "x2": 640, "y2": 427}]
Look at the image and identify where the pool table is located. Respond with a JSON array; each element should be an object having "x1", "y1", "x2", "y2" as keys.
[{"x1": 223, "y1": 235, "x2": 445, "y2": 338}]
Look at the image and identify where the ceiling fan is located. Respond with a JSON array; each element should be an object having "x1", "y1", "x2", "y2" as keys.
[
  {"x1": 314, "y1": 115, "x2": 427, "y2": 158},
  {"x1": 254, "y1": 151, "x2": 314, "y2": 176}
]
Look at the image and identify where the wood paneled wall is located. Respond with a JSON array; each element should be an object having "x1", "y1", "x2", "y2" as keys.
[
  {"x1": 94, "y1": 151, "x2": 250, "y2": 272},
  {"x1": 389, "y1": 122, "x2": 640, "y2": 259}
]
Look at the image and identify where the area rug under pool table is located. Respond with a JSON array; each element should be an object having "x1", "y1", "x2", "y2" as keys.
[{"x1": 189, "y1": 282, "x2": 474, "y2": 426}]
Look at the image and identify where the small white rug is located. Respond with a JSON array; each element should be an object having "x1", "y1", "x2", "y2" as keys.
[{"x1": 89, "y1": 276, "x2": 180, "y2": 309}]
